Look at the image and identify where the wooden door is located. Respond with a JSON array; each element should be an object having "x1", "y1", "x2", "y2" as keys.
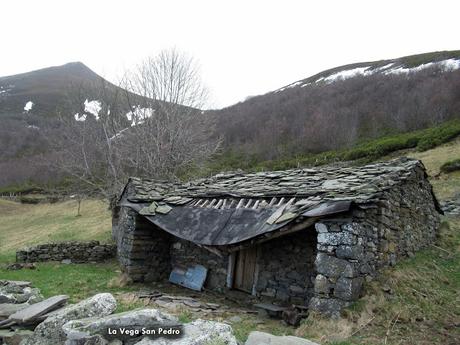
[{"x1": 233, "y1": 247, "x2": 257, "y2": 293}]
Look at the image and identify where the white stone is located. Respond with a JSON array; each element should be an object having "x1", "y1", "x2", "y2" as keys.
[
  {"x1": 134, "y1": 319, "x2": 237, "y2": 345},
  {"x1": 22, "y1": 293, "x2": 117, "y2": 345},
  {"x1": 245, "y1": 331, "x2": 319, "y2": 345}
]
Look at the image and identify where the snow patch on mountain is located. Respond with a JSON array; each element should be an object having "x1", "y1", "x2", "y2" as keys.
[
  {"x1": 84, "y1": 99, "x2": 102, "y2": 120},
  {"x1": 273, "y1": 58, "x2": 460, "y2": 93},
  {"x1": 126, "y1": 106, "x2": 155, "y2": 126},
  {"x1": 24, "y1": 101, "x2": 34, "y2": 112},
  {"x1": 74, "y1": 113, "x2": 87, "y2": 122},
  {"x1": 385, "y1": 58, "x2": 460, "y2": 75}
]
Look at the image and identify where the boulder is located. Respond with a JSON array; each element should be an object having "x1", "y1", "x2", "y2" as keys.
[
  {"x1": 308, "y1": 297, "x2": 347, "y2": 318},
  {"x1": 245, "y1": 331, "x2": 319, "y2": 345},
  {"x1": 133, "y1": 319, "x2": 237, "y2": 345},
  {"x1": 333, "y1": 277, "x2": 363, "y2": 301},
  {"x1": 315, "y1": 253, "x2": 356, "y2": 278},
  {"x1": 0, "y1": 329, "x2": 34, "y2": 345},
  {"x1": 22, "y1": 293, "x2": 116, "y2": 345},
  {"x1": 63, "y1": 309, "x2": 179, "y2": 344}
]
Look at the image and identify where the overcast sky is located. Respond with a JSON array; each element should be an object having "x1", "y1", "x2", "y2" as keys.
[{"x1": 2, "y1": 0, "x2": 459, "y2": 108}]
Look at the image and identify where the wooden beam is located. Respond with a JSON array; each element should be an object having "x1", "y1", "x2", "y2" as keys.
[
  {"x1": 236, "y1": 199, "x2": 245, "y2": 209},
  {"x1": 226, "y1": 217, "x2": 318, "y2": 253}
]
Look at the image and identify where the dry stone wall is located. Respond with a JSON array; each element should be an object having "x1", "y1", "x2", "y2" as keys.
[
  {"x1": 116, "y1": 207, "x2": 172, "y2": 282},
  {"x1": 16, "y1": 241, "x2": 116, "y2": 263},
  {"x1": 309, "y1": 168, "x2": 440, "y2": 317},
  {"x1": 255, "y1": 229, "x2": 316, "y2": 305},
  {"x1": 170, "y1": 239, "x2": 228, "y2": 291}
]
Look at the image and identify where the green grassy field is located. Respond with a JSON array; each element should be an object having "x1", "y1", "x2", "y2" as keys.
[
  {"x1": 0, "y1": 137, "x2": 459, "y2": 344},
  {"x1": 0, "y1": 199, "x2": 112, "y2": 261}
]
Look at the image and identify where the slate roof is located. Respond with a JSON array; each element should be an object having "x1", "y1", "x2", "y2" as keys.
[
  {"x1": 118, "y1": 158, "x2": 436, "y2": 247},
  {"x1": 124, "y1": 157, "x2": 425, "y2": 204}
]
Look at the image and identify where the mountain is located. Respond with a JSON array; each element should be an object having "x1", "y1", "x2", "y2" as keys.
[
  {"x1": 1, "y1": 51, "x2": 460, "y2": 188},
  {"x1": 0, "y1": 62, "x2": 109, "y2": 117},
  {"x1": 212, "y1": 50, "x2": 460, "y2": 160}
]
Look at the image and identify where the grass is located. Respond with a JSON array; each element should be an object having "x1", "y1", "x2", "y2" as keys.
[
  {"x1": 408, "y1": 136, "x2": 460, "y2": 200},
  {"x1": 294, "y1": 217, "x2": 460, "y2": 345},
  {"x1": 0, "y1": 199, "x2": 112, "y2": 260}
]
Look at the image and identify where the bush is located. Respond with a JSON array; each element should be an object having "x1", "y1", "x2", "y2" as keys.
[{"x1": 440, "y1": 159, "x2": 460, "y2": 173}]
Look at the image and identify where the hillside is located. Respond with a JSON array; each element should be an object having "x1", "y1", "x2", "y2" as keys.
[
  {"x1": 1, "y1": 50, "x2": 460, "y2": 189},
  {"x1": 212, "y1": 50, "x2": 460, "y2": 161}
]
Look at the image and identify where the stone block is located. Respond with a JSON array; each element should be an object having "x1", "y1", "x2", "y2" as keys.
[
  {"x1": 333, "y1": 277, "x2": 363, "y2": 301},
  {"x1": 336, "y1": 245, "x2": 363, "y2": 260},
  {"x1": 317, "y1": 232, "x2": 357, "y2": 246},
  {"x1": 315, "y1": 253, "x2": 356, "y2": 278},
  {"x1": 315, "y1": 223, "x2": 328, "y2": 233},
  {"x1": 308, "y1": 297, "x2": 346, "y2": 318},
  {"x1": 314, "y1": 274, "x2": 330, "y2": 295}
]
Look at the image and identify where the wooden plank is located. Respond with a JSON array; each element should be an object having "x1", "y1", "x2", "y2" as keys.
[
  {"x1": 214, "y1": 200, "x2": 223, "y2": 209},
  {"x1": 268, "y1": 198, "x2": 277, "y2": 207},
  {"x1": 236, "y1": 199, "x2": 245, "y2": 209},
  {"x1": 9, "y1": 295, "x2": 68, "y2": 323}
]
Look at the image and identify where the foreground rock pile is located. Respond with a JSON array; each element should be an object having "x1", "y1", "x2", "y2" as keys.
[{"x1": 0, "y1": 280, "x2": 320, "y2": 345}]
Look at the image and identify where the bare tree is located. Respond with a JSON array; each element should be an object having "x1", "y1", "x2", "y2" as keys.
[
  {"x1": 46, "y1": 49, "x2": 220, "y2": 200},
  {"x1": 119, "y1": 48, "x2": 219, "y2": 179}
]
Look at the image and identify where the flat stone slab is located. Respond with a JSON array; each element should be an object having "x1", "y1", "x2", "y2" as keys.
[
  {"x1": 245, "y1": 331, "x2": 320, "y2": 345},
  {"x1": 9, "y1": 295, "x2": 68, "y2": 323},
  {"x1": 0, "y1": 281, "x2": 31, "y2": 288},
  {"x1": 253, "y1": 303, "x2": 287, "y2": 312},
  {"x1": 0, "y1": 303, "x2": 29, "y2": 319}
]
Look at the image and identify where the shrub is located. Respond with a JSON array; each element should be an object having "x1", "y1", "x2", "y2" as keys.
[{"x1": 440, "y1": 159, "x2": 460, "y2": 173}]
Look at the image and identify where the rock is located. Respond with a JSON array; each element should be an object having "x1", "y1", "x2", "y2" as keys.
[
  {"x1": 0, "y1": 294, "x2": 16, "y2": 304},
  {"x1": 315, "y1": 253, "x2": 356, "y2": 278},
  {"x1": 0, "y1": 303, "x2": 29, "y2": 320},
  {"x1": 5, "y1": 263, "x2": 36, "y2": 271},
  {"x1": 333, "y1": 277, "x2": 363, "y2": 301},
  {"x1": 0, "y1": 329, "x2": 34, "y2": 345},
  {"x1": 133, "y1": 319, "x2": 237, "y2": 345},
  {"x1": 245, "y1": 331, "x2": 319, "y2": 345},
  {"x1": 22, "y1": 293, "x2": 116, "y2": 345},
  {"x1": 317, "y1": 232, "x2": 356, "y2": 246},
  {"x1": 308, "y1": 297, "x2": 347, "y2": 318},
  {"x1": 0, "y1": 281, "x2": 31, "y2": 289},
  {"x1": 227, "y1": 315, "x2": 242, "y2": 323},
  {"x1": 9, "y1": 295, "x2": 68, "y2": 324},
  {"x1": 61, "y1": 259, "x2": 72, "y2": 264},
  {"x1": 313, "y1": 274, "x2": 330, "y2": 295},
  {"x1": 63, "y1": 309, "x2": 179, "y2": 343},
  {"x1": 314, "y1": 223, "x2": 328, "y2": 233},
  {"x1": 336, "y1": 245, "x2": 363, "y2": 260}
]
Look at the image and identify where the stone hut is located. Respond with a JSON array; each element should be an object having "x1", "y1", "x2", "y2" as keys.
[{"x1": 113, "y1": 157, "x2": 441, "y2": 316}]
